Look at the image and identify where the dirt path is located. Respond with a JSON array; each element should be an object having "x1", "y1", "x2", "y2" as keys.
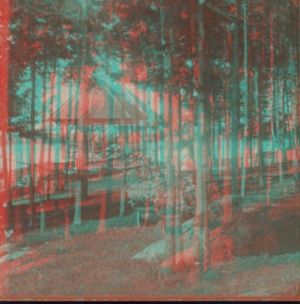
[
  {"x1": 4, "y1": 217, "x2": 299, "y2": 298},
  {"x1": 2, "y1": 177, "x2": 300, "y2": 299}
]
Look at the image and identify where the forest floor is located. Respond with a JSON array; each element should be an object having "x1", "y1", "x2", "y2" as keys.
[{"x1": 1, "y1": 177, "x2": 300, "y2": 299}]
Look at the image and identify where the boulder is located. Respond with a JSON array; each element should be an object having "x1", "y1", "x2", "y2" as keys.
[
  {"x1": 133, "y1": 200, "x2": 300, "y2": 271},
  {"x1": 211, "y1": 195, "x2": 244, "y2": 214}
]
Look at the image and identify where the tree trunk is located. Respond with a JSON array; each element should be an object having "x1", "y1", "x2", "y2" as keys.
[
  {"x1": 29, "y1": 62, "x2": 37, "y2": 230},
  {"x1": 82, "y1": 129, "x2": 89, "y2": 201},
  {"x1": 230, "y1": 3, "x2": 239, "y2": 197},
  {"x1": 54, "y1": 59, "x2": 61, "y2": 195},
  {"x1": 0, "y1": 1, "x2": 9, "y2": 293},
  {"x1": 8, "y1": 123, "x2": 12, "y2": 208},
  {"x1": 64, "y1": 62, "x2": 74, "y2": 177},
  {"x1": 144, "y1": 57, "x2": 153, "y2": 227},
  {"x1": 104, "y1": 0, "x2": 116, "y2": 224},
  {"x1": 187, "y1": 0, "x2": 207, "y2": 288},
  {"x1": 266, "y1": 8, "x2": 274, "y2": 205},
  {"x1": 254, "y1": 65, "x2": 265, "y2": 189},
  {"x1": 47, "y1": 59, "x2": 56, "y2": 202},
  {"x1": 14, "y1": 135, "x2": 23, "y2": 241},
  {"x1": 174, "y1": 91, "x2": 183, "y2": 265},
  {"x1": 162, "y1": 21, "x2": 176, "y2": 272},
  {"x1": 159, "y1": 0, "x2": 165, "y2": 170},
  {"x1": 276, "y1": 76, "x2": 284, "y2": 182},
  {"x1": 210, "y1": 116, "x2": 215, "y2": 175},
  {"x1": 241, "y1": 1, "x2": 248, "y2": 198},
  {"x1": 73, "y1": 179, "x2": 82, "y2": 226},
  {"x1": 219, "y1": 117, "x2": 223, "y2": 178},
  {"x1": 71, "y1": 63, "x2": 83, "y2": 229},
  {"x1": 97, "y1": 127, "x2": 107, "y2": 234},
  {"x1": 249, "y1": 102, "x2": 254, "y2": 179},
  {"x1": 223, "y1": 100, "x2": 232, "y2": 223},
  {"x1": 39, "y1": 57, "x2": 48, "y2": 233},
  {"x1": 119, "y1": 123, "x2": 128, "y2": 218},
  {"x1": 163, "y1": 85, "x2": 175, "y2": 270},
  {"x1": 203, "y1": 128, "x2": 211, "y2": 274},
  {"x1": 71, "y1": 49, "x2": 82, "y2": 171}
]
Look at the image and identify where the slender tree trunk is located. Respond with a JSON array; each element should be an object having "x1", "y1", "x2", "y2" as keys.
[
  {"x1": 241, "y1": 1, "x2": 248, "y2": 198},
  {"x1": 29, "y1": 62, "x2": 37, "y2": 230},
  {"x1": 210, "y1": 116, "x2": 215, "y2": 175},
  {"x1": 39, "y1": 57, "x2": 48, "y2": 233},
  {"x1": 97, "y1": 127, "x2": 107, "y2": 234},
  {"x1": 266, "y1": 8, "x2": 274, "y2": 205},
  {"x1": 161, "y1": 21, "x2": 176, "y2": 273},
  {"x1": 219, "y1": 117, "x2": 223, "y2": 178},
  {"x1": 54, "y1": 59, "x2": 61, "y2": 194},
  {"x1": 230, "y1": 3, "x2": 239, "y2": 197},
  {"x1": 163, "y1": 86, "x2": 175, "y2": 271},
  {"x1": 285, "y1": 76, "x2": 299, "y2": 192},
  {"x1": 290, "y1": 45, "x2": 299, "y2": 191},
  {"x1": 7, "y1": 123, "x2": 12, "y2": 234},
  {"x1": 119, "y1": 123, "x2": 128, "y2": 218},
  {"x1": 203, "y1": 126, "x2": 211, "y2": 274},
  {"x1": 276, "y1": 76, "x2": 284, "y2": 182},
  {"x1": 69, "y1": 60, "x2": 84, "y2": 228},
  {"x1": 73, "y1": 179, "x2": 82, "y2": 226},
  {"x1": 134, "y1": 78, "x2": 142, "y2": 156},
  {"x1": 14, "y1": 135, "x2": 23, "y2": 241},
  {"x1": 71, "y1": 50, "x2": 82, "y2": 171},
  {"x1": 214, "y1": 116, "x2": 219, "y2": 176},
  {"x1": 47, "y1": 60, "x2": 55, "y2": 202},
  {"x1": 119, "y1": 57, "x2": 128, "y2": 219},
  {"x1": 187, "y1": 0, "x2": 207, "y2": 288},
  {"x1": 144, "y1": 76, "x2": 152, "y2": 227},
  {"x1": 223, "y1": 100, "x2": 232, "y2": 223},
  {"x1": 82, "y1": 130, "x2": 89, "y2": 201},
  {"x1": 189, "y1": 100, "x2": 206, "y2": 286},
  {"x1": 154, "y1": 130, "x2": 159, "y2": 166},
  {"x1": 254, "y1": 65, "x2": 265, "y2": 189},
  {"x1": 174, "y1": 91, "x2": 183, "y2": 265},
  {"x1": 64, "y1": 62, "x2": 74, "y2": 177},
  {"x1": 105, "y1": 0, "x2": 115, "y2": 222},
  {"x1": 249, "y1": 102, "x2": 254, "y2": 179},
  {"x1": 53, "y1": 59, "x2": 62, "y2": 235},
  {"x1": 0, "y1": 2, "x2": 9, "y2": 293},
  {"x1": 159, "y1": 0, "x2": 165, "y2": 171},
  {"x1": 8, "y1": 123, "x2": 12, "y2": 208}
]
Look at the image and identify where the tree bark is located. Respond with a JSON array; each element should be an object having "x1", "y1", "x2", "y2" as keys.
[
  {"x1": 144, "y1": 71, "x2": 152, "y2": 227},
  {"x1": 47, "y1": 59, "x2": 56, "y2": 202},
  {"x1": 0, "y1": 1, "x2": 9, "y2": 293},
  {"x1": 266, "y1": 8, "x2": 274, "y2": 205},
  {"x1": 63, "y1": 61, "x2": 74, "y2": 177},
  {"x1": 174, "y1": 91, "x2": 183, "y2": 265},
  {"x1": 54, "y1": 59, "x2": 61, "y2": 194},
  {"x1": 39, "y1": 57, "x2": 48, "y2": 233},
  {"x1": 254, "y1": 65, "x2": 265, "y2": 189},
  {"x1": 187, "y1": 0, "x2": 208, "y2": 288},
  {"x1": 159, "y1": 0, "x2": 165, "y2": 170},
  {"x1": 29, "y1": 62, "x2": 37, "y2": 230},
  {"x1": 230, "y1": 2, "x2": 239, "y2": 197},
  {"x1": 241, "y1": 1, "x2": 248, "y2": 198}
]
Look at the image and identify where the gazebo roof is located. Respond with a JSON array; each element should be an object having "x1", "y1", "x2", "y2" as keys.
[{"x1": 50, "y1": 74, "x2": 164, "y2": 128}]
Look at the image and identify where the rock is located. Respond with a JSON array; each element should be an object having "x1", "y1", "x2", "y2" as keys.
[
  {"x1": 133, "y1": 200, "x2": 300, "y2": 271},
  {"x1": 139, "y1": 209, "x2": 159, "y2": 224},
  {"x1": 211, "y1": 195, "x2": 244, "y2": 215}
]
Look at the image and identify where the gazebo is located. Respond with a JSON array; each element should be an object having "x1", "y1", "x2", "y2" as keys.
[{"x1": 49, "y1": 74, "x2": 166, "y2": 171}]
